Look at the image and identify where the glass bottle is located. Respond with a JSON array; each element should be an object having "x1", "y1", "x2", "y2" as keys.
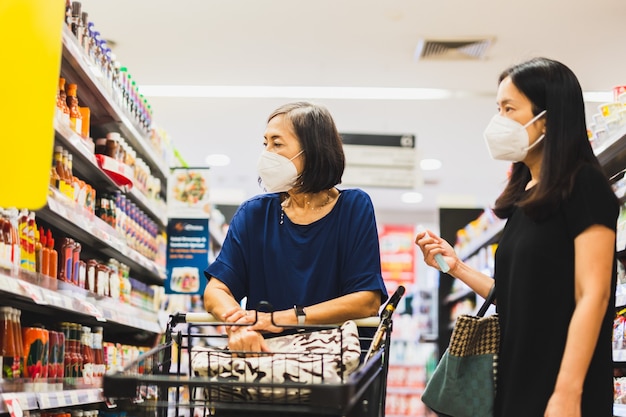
[
  {"x1": 80, "y1": 326, "x2": 94, "y2": 382},
  {"x1": 60, "y1": 322, "x2": 71, "y2": 379},
  {"x1": 92, "y1": 327, "x2": 104, "y2": 377},
  {"x1": 66, "y1": 83, "x2": 83, "y2": 135},
  {"x1": 13, "y1": 309, "x2": 24, "y2": 378},
  {"x1": 0, "y1": 307, "x2": 17, "y2": 378}
]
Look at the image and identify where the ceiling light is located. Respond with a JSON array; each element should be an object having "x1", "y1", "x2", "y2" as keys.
[
  {"x1": 401, "y1": 192, "x2": 423, "y2": 204},
  {"x1": 420, "y1": 158, "x2": 442, "y2": 171},
  {"x1": 140, "y1": 85, "x2": 454, "y2": 100},
  {"x1": 205, "y1": 154, "x2": 231, "y2": 167}
]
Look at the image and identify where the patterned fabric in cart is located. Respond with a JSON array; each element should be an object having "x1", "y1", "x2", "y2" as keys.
[{"x1": 191, "y1": 320, "x2": 361, "y2": 402}]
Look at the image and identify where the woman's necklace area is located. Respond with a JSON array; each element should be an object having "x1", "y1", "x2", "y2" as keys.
[{"x1": 280, "y1": 189, "x2": 334, "y2": 225}]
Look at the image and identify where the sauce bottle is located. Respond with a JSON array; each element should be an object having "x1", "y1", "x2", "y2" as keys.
[
  {"x1": 0, "y1": 306, "x2": 17, "y2": 378},
  {"x1": 58, "y1": 237, "x2": 75, "y2": 282},
  {"x1": 57, "y1": 78, "x2": 70, "y2": 125},
  {"x1": 47, "y1": 230, "x2": 58, "y2": 280},
  {"x1": 72, "y1": 241, "x2": 81, "y2": 286},
  {"x1": 92, "y1": 326, "x2": 104, "y2": 377},
  {"x1": 80, "y1": 326, "x2": 94, "y2": 383},
  {"x1": 66, "y1": 83, "x2": 83, "y2": 135}
]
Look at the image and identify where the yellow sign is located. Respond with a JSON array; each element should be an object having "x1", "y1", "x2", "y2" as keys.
[{"x1": 0, "y1": 0, "x2": 65, "y2": 209}]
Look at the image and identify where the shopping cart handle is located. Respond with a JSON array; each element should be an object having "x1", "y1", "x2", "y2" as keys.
[{"x1": 176, "y1": 312, "x2": 381, "y2": 327}]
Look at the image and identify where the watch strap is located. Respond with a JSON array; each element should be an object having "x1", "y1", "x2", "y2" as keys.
[{"x1": 294, "y1": 305, "x2": 306, "y2": 325}]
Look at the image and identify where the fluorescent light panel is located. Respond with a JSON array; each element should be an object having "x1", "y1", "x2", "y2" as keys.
[
  {"x1": 141, "y1": 85, "x2": 614, "y2": 102},
  {"x1": 140, "y1": 85, "x2": 453, "y2": 100}
]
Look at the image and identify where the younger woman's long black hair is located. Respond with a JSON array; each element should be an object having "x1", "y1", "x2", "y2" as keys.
[{"x1": 492, "y1": 57, "x2": 602, "y2": 220}]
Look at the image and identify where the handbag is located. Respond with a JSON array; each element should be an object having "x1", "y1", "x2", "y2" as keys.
[{"x1": 421, "y1": 284, "x2": 499, "y2": 417}]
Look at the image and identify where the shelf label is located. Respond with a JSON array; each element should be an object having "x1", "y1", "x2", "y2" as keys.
[
  {"x1": 17, "y1": 281, "x2": 48, "y2": 305},
  {"x1": 1, "y1": 395, "x2": 23, "y2": 417}
]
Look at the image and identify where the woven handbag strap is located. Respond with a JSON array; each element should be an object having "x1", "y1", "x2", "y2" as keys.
[{"x1": 476, "y1": 283, "x2": 496, "y2": 317}]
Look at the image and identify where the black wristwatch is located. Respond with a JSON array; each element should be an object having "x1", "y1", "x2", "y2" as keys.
[{"x1": 294, "y1": 305, "x2": 306, "y2": 325}]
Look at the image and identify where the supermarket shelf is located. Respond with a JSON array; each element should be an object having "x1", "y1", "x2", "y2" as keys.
[
  {"x1": 615, "y1": 403, "x2": 626, "y2": 416},
  {"x1": 39, "y1": 189, "x2": 166, "y2": 284},
  {"x1": 0, "y1": 272, "x2": 162, "y2": 334},
  {"x1": 60, "y1": 26, "x2": 168, "y2": 183},
  {"x1": 456, "y1": 221, "x2": 505, "y2": 262},
  {"x1": 595, "y1": 126, "x2": 626, "y2": 179},
  {"x1": 55, "y1": 116, "x2": 167, "y2": 228},
  {"x1": 0, "y1": 388, "x2": 103, "y2": 412},
  {"x1": 386, "y1": 386, "x2": 423, "y2": 395},
  {"x1": 614, "y1": 350, "x2": 626, "y2": 362}
]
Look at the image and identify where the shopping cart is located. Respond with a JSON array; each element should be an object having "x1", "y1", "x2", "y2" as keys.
[{"x1": 102, "y1": 288, "x2": 404, "y2": 417}]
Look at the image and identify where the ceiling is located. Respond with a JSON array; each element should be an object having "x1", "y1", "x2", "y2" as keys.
[{"x1": 77, "y1": 0, "x2": 626, "y2": 225}]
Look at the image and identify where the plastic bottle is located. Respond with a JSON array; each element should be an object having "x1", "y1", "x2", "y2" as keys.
[
  {"x1": 26, "y1": 212, "x2": 37, "y2": 272},
  {"x1": 66, "y1": 83, "x2": 83, "y2": 135},
  {"x1": 47, "y1": 230, "x2": 58, "y2": 280},
  {"x1": 11, "y1": 308, "x2": 24, "y2": 378},
  {"x1": 53, "y1": 146, "x2": 65, "y2": 192},
  {"x1": 57, "y1": 78, "x2": 70, "y2": 125},
  {"x1": 35, "y1": 227, "x2": 43, "y2": 275},
  {"x1": 18, "y1": 209, "x2": 29, "y2": 271},
  {"x1": 40, "y1": 228, "x2": 50, "y2": 278}
]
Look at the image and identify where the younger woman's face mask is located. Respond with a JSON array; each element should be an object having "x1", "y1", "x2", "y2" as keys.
[
  {"x1": 256, "y1": 150, "x2": 304, "y2": 192},
  {"x1": 483, "y1": 110, "x2": 547, "y2": 162}
]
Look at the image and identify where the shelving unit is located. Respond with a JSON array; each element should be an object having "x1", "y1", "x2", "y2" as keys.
[
  {"x1": 0, "y1": 388, "x2": 103, "y2": 414},
  {"x1": 0, "y1": 17, "x2": 173, "y2": 414}
]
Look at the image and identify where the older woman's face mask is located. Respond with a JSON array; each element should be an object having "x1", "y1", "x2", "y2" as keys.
[{"x1": 256, "y1": 150, "x2": 304, "y2": 192}]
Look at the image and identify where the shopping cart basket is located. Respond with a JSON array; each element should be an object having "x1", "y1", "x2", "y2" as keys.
[{"x1": 103, "y1": 288, "x2": 404, "y2": 417}]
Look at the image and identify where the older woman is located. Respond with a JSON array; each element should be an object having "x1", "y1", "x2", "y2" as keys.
[{"x1": 203, "y1": 101, "x2": 388, "y2": 352}]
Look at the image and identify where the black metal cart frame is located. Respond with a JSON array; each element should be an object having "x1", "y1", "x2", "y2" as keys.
[{"x1": 103, "y1": 309, "x2": 394, "y2": 417}]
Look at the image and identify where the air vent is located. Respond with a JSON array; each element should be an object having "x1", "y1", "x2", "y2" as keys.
[{"x1": 414, "y1": 38, "x2": 494, "y2": 61}]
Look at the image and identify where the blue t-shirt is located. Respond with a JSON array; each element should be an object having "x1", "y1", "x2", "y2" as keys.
[{"x1": 205, "y1": 188, "x2": 388, "y2": 311}]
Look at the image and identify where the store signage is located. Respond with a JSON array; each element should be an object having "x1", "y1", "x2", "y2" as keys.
[
  {"x1": 165, "y1": 218, "x2": 209, "y2": 295},
  {"x1": 341, "y1": 133, "x2": 420, "y2": 189},
  {"x1": 167, "y1": 167, "x2": 211, "y2": 219},
  {"x1": 379, "y1": 224, "x2": 416, "y2": 287}
]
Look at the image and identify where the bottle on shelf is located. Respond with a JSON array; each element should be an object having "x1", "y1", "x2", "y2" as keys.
[
  {"x1": 66, "y1": 83, "x2": 83, "y2": 135},
  {"x1": 40, "y1": 227, "x2": 51, "y2": 278},
  {"x1": 57, "y1": 78, "x2": 70, "y2": 125},
  {"x1": 47, "y1": 230, "x2": 58, "y2": 280},
  {"x1": 59, "y1": 237, "x2": 75, "y2": 282},
  {"x1": 12, "y1": 309, "x2": 24, "y2": 378},
  {"x1": 80, "y1": 326, "x2": 94, "y2": 383},
  {"x1": 92, "y1": 326, "x2": 104, "y2": 377},
  {"x1": 0, "y1": 306, "x2": 19, "y2": 378}
]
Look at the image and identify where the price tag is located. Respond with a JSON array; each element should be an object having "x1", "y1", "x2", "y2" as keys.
[
  {"x1": 17, "y1": 281, "x2": 48, "y2": 305},
  {"x1": 1, "y1": 395, "x2": 23, "y2": 417},
  {"x1": 80, "y1": 300, "x2": 105, "y2": 322},
  {"x1": 38, "y1": 392, "x2": 50, "y2": 409},
  {"x1": 69, "y1": 390, "x2": 79, "y2": 405}
]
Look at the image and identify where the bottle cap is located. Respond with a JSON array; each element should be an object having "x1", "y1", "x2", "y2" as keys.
[
  {"x1": 67, "y1": 83, "x2": 78, "y2": 96},
  {"x1": 106, "y1": 132, "x2": 121, "y2": 140}
]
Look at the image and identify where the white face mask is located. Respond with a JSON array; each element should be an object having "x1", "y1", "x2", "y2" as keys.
[
  {"x1": 483, "y1": 110, "x2": 547, "y2": 162},
  {"x1": 256, "y1": 150, "x2": 304, "y2": 192}
]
